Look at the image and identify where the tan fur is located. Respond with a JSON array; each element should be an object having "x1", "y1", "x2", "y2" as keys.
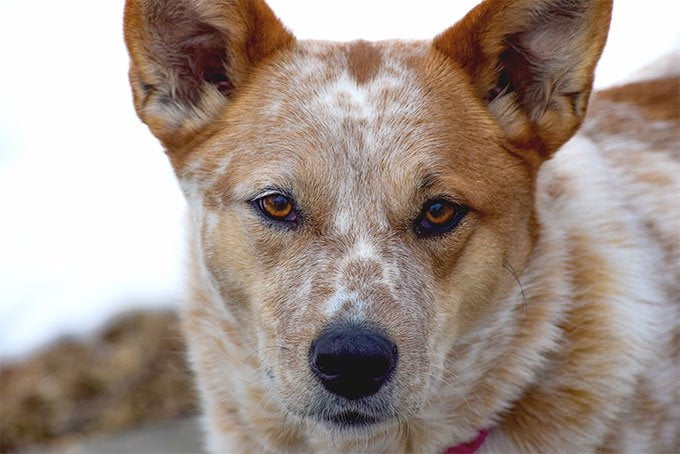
[
  {"x1": 347, "y1": 41, "x2": 383, "y2": 85},
  {"x1": 124, "y1": 0, "x2": 679, "y2": 452}
]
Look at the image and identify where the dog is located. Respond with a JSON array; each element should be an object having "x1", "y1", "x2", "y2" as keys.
[{"x1": 124, "y1": 0, "x2": 679, "y2": 452}]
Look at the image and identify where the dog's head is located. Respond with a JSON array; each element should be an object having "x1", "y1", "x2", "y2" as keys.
[{"x1": 125, "y1": 0, "x2": 611, "y2": 435}]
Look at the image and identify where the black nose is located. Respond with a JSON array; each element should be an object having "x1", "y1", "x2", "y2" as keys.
[{"x1": 309, "y1": 326, "x2": 398, "y2": 400}]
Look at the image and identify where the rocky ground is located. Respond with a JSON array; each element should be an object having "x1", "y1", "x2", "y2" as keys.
[
  {"x1": 1, "y1": 310, "x2": 199, "y2": 452},
  {"x1": 25, "y1": 418, "x2": 203, "y2": 454}
]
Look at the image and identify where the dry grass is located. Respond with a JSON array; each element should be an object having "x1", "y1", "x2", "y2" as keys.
[{"x1": 0, "y1": 310, "x2": 197, "y2": 452}]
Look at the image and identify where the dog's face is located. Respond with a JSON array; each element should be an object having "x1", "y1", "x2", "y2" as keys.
[
  {"x1": 184, "y1": 41, "x2": 534, "y2": 426},
  {"x1": 125, "y1": 0, "x2": 611, "y2": 435}
]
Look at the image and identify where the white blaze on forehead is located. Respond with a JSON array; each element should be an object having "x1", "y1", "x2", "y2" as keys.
[
  {"x1": 316, "y1": 72, "x2": 375, "y2": 119},
  {"x1": 311, "y1": 60, "x2": 419, "y2": 121},
  {"x1": 300, "y1": 58, "x2": 425, "y2": 234}
]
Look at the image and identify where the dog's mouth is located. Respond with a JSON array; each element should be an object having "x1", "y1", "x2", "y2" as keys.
[{"x1": 320, "y1": 410, "x2": 390, "y2": 429}]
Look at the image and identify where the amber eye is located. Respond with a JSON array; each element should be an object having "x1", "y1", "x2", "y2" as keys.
[
  {"x1": 415, "y1": 199, "x2": 468, "y2": 237},
  {"x1": 256, "y1": 193, "x2": 297, "y2": 223},
  {"x1": 424, "y1": 201, "x2": 455, "y2": 225}
]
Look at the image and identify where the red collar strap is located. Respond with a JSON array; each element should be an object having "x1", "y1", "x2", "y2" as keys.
[{"x1": 444, "y1": 429, "x2": 489, "y2": 454}]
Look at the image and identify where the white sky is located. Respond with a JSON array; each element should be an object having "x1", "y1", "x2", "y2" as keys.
[{"x1": 0, "y1": 0, "x2": 677, "y2": 360}]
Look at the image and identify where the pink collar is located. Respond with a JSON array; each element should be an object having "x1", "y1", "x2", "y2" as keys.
[{"x1": 445, "y1": 429, "x2": 489, "y2": 454}]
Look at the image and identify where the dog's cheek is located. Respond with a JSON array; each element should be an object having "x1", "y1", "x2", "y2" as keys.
[
  {"x1": 430, "y1": 231, "x2": 509, "y2": 337},
  {"x1": 199, "y1": 218, "x2": 315, "y2": 390},
  {"x1": 197, "y1": 212, "x2": 272, "y2": 322},
  {"x1": 246, "y1": 239, "x2": 326, "y2": 398}
]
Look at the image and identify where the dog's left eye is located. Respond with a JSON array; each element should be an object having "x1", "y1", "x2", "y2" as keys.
[
  {"x1": 415, "y1": 199, "x2": 469, "y2": 237},
  {"x1": 255, "y1": 193, "x2": 298, "y2": 224}
]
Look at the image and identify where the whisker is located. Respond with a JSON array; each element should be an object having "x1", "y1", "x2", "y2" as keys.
[
  {"x1": 503, "y1": 258, "x2": 527, "y2": 309},
  {"x1": 243, "y1": 344, "x2": 291, "y2": 364}
]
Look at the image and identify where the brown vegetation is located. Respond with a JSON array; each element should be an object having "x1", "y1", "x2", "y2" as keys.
[{"x1": 0, "y1": 310, "x2": 197, "y2": 452}]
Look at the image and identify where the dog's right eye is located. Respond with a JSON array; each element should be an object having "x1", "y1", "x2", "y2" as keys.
[{"x1": 254, "y1": 193, "x2": 298, "y2": 224}]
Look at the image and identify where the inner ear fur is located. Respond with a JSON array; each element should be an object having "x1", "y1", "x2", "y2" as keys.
[
  {"x1": 124, "y1": 0, "x2": 294, "y2": 149},
  {"x1": 434, "y1": 0, "x2": 612, "y2": 160}
]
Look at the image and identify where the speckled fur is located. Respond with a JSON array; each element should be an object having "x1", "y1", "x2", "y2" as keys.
[{"x1": 124, "y1": 0, "x2": 680, "y2": 452}]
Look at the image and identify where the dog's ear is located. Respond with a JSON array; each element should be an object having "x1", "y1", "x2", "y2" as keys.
[
  {"x1": 124, "y1": 0, "x2": 294, "y2": 149},
  {"x1": 434, "y1": 0, "x2": 612, "y2": 160}
]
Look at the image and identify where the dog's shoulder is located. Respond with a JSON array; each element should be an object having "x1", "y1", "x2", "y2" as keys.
[
  {"x1": 540, "y1": 74, "x2": 680, "y2": 269},
  {"x1": 582, "y1": 75, "x2": 680, "y2": 268},
  {"x1": 502, "y1": 73, "x2": 680, "y2": 453}
]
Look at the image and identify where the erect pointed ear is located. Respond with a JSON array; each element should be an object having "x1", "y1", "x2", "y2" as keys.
[
  {"x1": 433, "y1": 0, "x2": 612, "y2": 160},
  {"x1": 124, "y1": 0, "x2": 294, "y2": 149}
]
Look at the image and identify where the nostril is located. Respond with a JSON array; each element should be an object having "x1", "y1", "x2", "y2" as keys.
[
  {"x1": 363, "y1": 354, "x2": 393, "y2": 379},
  {"x1": 309, "y1": 326, "x2": 398, "y2": 400},
  {"x1": 315, "y1": 353, "x2": 342, "y2": 378}
]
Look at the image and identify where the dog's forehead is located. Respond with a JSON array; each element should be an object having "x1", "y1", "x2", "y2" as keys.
[
  {"x1": 275, "y1": 41, "x2": 429, "y2": 111},
  {"x1": 277, "y1": 39, "x2": 429, "y2": 117},
  {"x1": 189, "y1": 39, "x2": 507, "y2": 219},
  {"x1": 215, "y1": 40, "x2": 442, "y2": 193},
  {"x1": 255, "y1": 40, "x2": 435, "y2": 165}
]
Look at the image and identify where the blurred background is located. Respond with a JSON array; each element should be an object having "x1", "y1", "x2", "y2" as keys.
[{"x1": 0, "y1": 0, "x2": 677, "y2": 451}]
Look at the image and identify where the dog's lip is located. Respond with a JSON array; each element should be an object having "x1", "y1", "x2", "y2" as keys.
[{"x1": 321, "y1": 410, "x2": 385, "y2": 427}]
